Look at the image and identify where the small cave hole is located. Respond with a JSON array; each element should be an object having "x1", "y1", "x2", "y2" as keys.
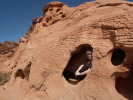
[
  {"x1": 49, "y1": 17, "x2": 52, "y2": 20},
  {"x1": 61, "y1": 14, "x2": 66, "y2": 18},
  {"x1": 15, "y1": 69, "x2": 25, "y2": 79},
  {"x1": 56, "y1": 8, "x2": 60, "y2": 12},
  {"x1": 63, "y1": 44, "x2": 93, "y2": 83},
  {"x1": 111, "y1": 48, "x2": 126, "y2": 66},
  {"x1": 42, "y1": 23, "x2": 47, "y2": 27},
  {"x1": 60, "y1": 12, "x2": 63, "y2": 14},
  {"x1": 46, "y1": 18, "x2": 49, "y2": 23},
  {"x1": 24, "y1": 62, "x2": 31, "y2": 80},
  {"x1": 46, "y1": 17, "x2": 52, "y2": 23},
  {"x1": 49, "y1": 8, "x2": 53, "y2": 11}
]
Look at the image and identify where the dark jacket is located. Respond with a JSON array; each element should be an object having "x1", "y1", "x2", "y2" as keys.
[{"x1": 79, "y1": 59, "x2": 92, "y2": 73}]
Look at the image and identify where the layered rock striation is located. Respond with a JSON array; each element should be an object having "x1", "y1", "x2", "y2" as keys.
[
  {"x1": 0, "y1": 41, "x2": 18, "y2": 55},
  {"x1": 0, "y1": 41, "x2": 19, "y2": 71}
]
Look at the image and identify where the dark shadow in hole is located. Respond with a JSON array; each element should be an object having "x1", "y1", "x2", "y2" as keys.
[
  {"x1": 61, "y1": 14, "x2": 66, "y2": 18},
  {"x1": 24, "y1": 62, "x2": 31, "y2": 80},
  {"x1": 63, "y1": 44, "x2": 93, "y2": 85},
  {"x1": 56, "y1": 8, "x2": 60, "y2": 12},
  {"x1": 115, "y1": 63, "x2": 133, "y2": 100},
  {"x1": 111, "y1": 48, "x2": 126, "y2": 66},
  {"x1": 49, "y1": 8, "x2": 53, "y2": 11},
  {"x1": 15, "y1": 69, "x2": 25, "y2": 79}
]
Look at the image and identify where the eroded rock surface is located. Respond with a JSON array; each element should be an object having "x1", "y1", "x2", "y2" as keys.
[
  {"x1": 0, "y1": 41, "x2": 18, "y2": 54},
  {"x1": 0, "y1": 0, "x2": 133, "y2": 100},
  {"x1": 0, "y1": 41, "x2": 19, "y2": 72}
]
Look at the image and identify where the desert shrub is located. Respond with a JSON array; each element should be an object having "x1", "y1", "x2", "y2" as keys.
[{"x1": 0, "y1": 71, "x2": 10, "y2": 85}]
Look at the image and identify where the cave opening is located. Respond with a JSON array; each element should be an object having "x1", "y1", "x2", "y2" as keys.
[
  {"x1": 15, "y1": 69, "x2": 25, "y2": 79},
  {"x1": 63, "y1": 44, "x2": 93, "y2": 82},
  {"x1": 111, "y1": 48, "x2": 126, "y2": 66},
  {"x1": 115, "y1": 63, "x2": 133, "y2": 100}
]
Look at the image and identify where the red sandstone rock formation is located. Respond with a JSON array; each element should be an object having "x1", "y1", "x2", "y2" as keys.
[
  {"x1": 0, "y1": 41, "x2": 18, "y2": 54},
  {"x1": 0, "y1": 0, "x2": 133, "y2": 100},
  {"x1": 0, "y1": 41, "x2": 19, "y2": 71}
]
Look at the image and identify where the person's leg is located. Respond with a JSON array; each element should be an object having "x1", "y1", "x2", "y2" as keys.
[
  {"x1": 69, "y1": 70, "x2": 76, "y2": 79},
  {"x1": 63, "y1": 70, "x2": 76, "y2": 80},
  {"x1": 77, "y1": 75, "x2": 86, "y2": 80}
]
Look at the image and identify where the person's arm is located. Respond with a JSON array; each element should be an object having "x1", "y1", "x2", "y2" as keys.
[
  {"x1": 78, "y1": 68, "x2": 91, "y2": 76},
  {"x1": 76, "y1": 64, "x2": 84, "y2": 72},
  {"x1": 75, "y1": 64, "x2": 84, "y2": 77}
]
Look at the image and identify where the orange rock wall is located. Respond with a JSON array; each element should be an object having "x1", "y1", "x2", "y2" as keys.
[{"x1": 0, "y1": 0, "x2": 133, "y2": 100}]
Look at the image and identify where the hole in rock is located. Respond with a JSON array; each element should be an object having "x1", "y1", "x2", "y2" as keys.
[
  {"x1": 111, "y1": 48, "x2": 126, "y2": 66},
  {"x1": 61, "y1": 14, "x2": 66, "y2": 18},
  {"x1": 60, "y1": 12, "x2": 63, "y2": 14},
  {"x1": 46, "y1": 18, "x2": 50, "y2": 23},
  {"x1": 24, "y1": 62, "x2": 31, "y2": 80},
  {"x1": 56, "y1": 8, "x2": 60, "y2": 12},
  {"x1": 63, "y1": 44, "x2": 93, "y2": 82},
  {"x1": 115, "y1": 64, "x2": 133, "y2": 99},
  {"x1": 15, "y1": 69, "x2": 25, "y2": 79},
  {"x1": 49, "y1": 8, "x2": 53, "y2": 11}
]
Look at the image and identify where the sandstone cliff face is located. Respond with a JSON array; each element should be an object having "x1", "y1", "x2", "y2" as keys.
[{"x1": 0, "y1": 0, "x2": 133, "y2": 100}]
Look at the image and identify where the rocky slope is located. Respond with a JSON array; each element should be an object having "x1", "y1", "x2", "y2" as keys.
[
  {"x1": 0, "y1": 41, "x2": 18, "y2": 71},
  {"x1": 0, "y1": 0, "x2": 133, "y2": 100}
]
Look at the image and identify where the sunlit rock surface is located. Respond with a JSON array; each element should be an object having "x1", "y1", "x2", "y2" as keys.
[{"x1": 0, "y1": 0, "x2": 133, "y2": 100}]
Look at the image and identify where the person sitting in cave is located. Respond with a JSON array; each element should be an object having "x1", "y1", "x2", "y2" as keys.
[
  {"x1": 64, "y1": 50, "x2": 93, "y2": 80},
  {"x1": 74, "y1": 50, "x2": 92, "y2": 80}
]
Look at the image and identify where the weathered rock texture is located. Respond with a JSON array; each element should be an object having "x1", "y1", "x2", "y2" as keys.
[
  {"x1": 0, "y1": 0, "x2": 133, "y2": 100},
  {"x1": 0, "y1": 41, "x2": 18, "y2": 54},
  {"x1": 0, "y1": 41, "x2": 18, "y2": 71}
]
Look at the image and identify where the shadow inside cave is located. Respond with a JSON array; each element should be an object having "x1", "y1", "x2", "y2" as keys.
[
  {"x1": 115, "y1": 63, "x2": 133, "y2": 100},
  {"x1": 15, "y1": 69, "x2": 25, "y2": 79},
  {"x1": 111, "y1": 48, "x2": 126, "y2": 66},
  {"x1": 63, "y1": 44, "x2": 93, "y2": 85}
]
